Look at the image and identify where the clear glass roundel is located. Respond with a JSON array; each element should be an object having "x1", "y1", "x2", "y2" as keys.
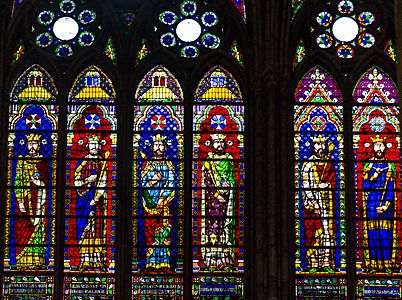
[
  {"x1": 176, "y1": 19, "x2": 202, "y2": 42},
  {"x1": 332, "y1": 17, "x2": 359, "y2": 42},
  {"x1": 53, "y1": 17, "x2": 79, "y2": 41}
]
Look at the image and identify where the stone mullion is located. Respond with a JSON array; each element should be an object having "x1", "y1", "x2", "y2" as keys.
[
  {"x1": 396, "y1": 0, "x2": 402, "y2": 96},
  {"x1": 0, "y1": 2, "x2": 13, "y2": 297},
  {"x1": 0, "y1": 2, "x2": 7, "y2": 295},
  {"x1": 248, "y1": 0, "x2": 292, "y2": 298}
]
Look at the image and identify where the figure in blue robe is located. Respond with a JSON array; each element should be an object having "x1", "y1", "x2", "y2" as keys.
[
  {"x1": 362, "y1": 137, "x2": 397, "y2": 273},
  {"x1": 140, "y1": 134, "x2": 177, "y2": 270},
  {"x1": 74, "y1": 136, "x2": 108, "y2": 271}
]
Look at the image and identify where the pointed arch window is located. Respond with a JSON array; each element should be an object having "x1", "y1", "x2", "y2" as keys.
[
  {"x1": 4, "y1": 65, "x2": 58, "y2": 296},
  {"x1": 294, "y1": 66, "x2": 347, "y2": 295},
  {"x1": 353, "y1": 67, "x2": 401, "y2": 293},
  {"x1": 2, "y1": 0, "x2": 247, "y2": 298},
  {"x1": 293, "y1": 0, "x2": 400, "y2": 297},
  {"x1": 192, "y1": 66, "x2": 245, "y2": 298},
  {"x1": 132, "y1": 65, "x2": 185, "y2": 297},
  {"x1": 64, "y1": 66, "x2": 117, "y2": 297}
]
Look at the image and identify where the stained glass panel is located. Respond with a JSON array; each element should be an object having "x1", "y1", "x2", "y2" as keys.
[
  {"x1": 293, "y1": 39, "x2": 306, "y2": 71},
  {"x1": 294, "y1": 67, "x2": 347, "y2": 297},
  {"x1": 353, "y1": 67, "x2": 401, "y2": 298},
  {"x1": 12, "y1": 40, "x2": 25, "y2": 64},
  {"x1": 132, "y1": 66, "x2": 184, "y2": 298},
  {"x1": 295, "y1": 67, "x2": 342, "y2": 103},
  {"x1": 4, "y1": 65, "x2": 58, "y2": 299},
  {"x1": 104, "y1": 36, "x2": 116, "y2": 65},
  {"x1": 229, "y1": 40, "x2": 244, "y2": 67},
  {"x1": 63, "y1": 67, "x2": 116, "y2": 299},
  {"x1": 63, "y1": 276, "x2": 114, "y2": 300},
  {"x1": 384, "y1": 40, "x2": 397, "y2": 63},
  {"x1": 136, "y1": 39, "x2": 151, "y2": 65},
  {"x1": 192, "y1": 277, "x2": 244, "y2": 299},
  {"x1": 192, "y1": 66, "x2": 245, "y2": 298},
  {"x1": 3, "y1": 276, "x2": 54, "y2": 299}
]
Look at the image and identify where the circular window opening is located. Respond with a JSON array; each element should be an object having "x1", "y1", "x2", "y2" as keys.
[
  {"x1": 176, "y1": 19, "x2": 202, "y2": 42},
  {"x1": 332, "y1": 17, "x2": 359, "y2": 42},
  {"x1": 53, "y1": 17, "x2": 79, "y2": 41}
]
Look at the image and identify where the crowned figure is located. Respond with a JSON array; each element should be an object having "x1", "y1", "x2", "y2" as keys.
[
  {"x1": 14, "y1": 133, "x2": 50, "y2": 269},
  {"x1": 301, "y1": 134, "x2": 336, "y2": 274},
  {"x1": 362, "y1": 135, "x2": 397, "y2": 274},
  {"x1": 141, "y1": 134, "x2": 177, "y2": 271},
  {"x1": 74, "y1": 134, "x2": 108, "y2": 271}
]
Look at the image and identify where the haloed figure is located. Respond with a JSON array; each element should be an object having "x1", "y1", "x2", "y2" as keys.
[
  {"x1": 141, "y1": 134, "x2": 176, "y2": 271},
  {"x1": 301, "y1": 135, "x2": 336, "y2": 274},
  {"x1": 14, "y1": 134, "x2": 50, "y2": 269},
  {"x1": 362, "y1": 135, "x2": 397, "y2": 274},
  {"x1": 74, "y1": 135, "x2": 108, "y2": 271}
]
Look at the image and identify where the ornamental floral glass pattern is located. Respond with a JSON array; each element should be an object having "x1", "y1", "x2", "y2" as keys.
[
  {"x1": 132, "y1": 66, "x2": 184, "y2": 298},
  {"x1": 34, "y1": 0, "x2": 99, "y2": 57},
  {"x1": 294, "y1": 67, "x2": 347, "y2": 298},
  {"x1": 158, "y1": 1, "x2": 221, "y2": 58},
  {"x1": 64, "y1": 66, "x2": 116, "y2": 299},
  {"x1": 192, "y1": 66, "x2": 245, "y2": 299},
  {"x1": 353, "y1": 67, "x2": 401, "y2": 299},
  {"x1": 3, "y1": 65, "x2": 58, "y2": 299},
  {"x1": 313, "y1": 0, "x2": 377, "y2": 60}
]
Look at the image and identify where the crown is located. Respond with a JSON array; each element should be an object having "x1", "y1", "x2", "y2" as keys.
[
  {"x1": 87, "y1": 135, "x2": 101, "y2": 143},
  {"x1": 26, "y1": 133, "x2": 41, "y2": 142},
  {"x1": 151, "y1": 134, "x2": 167, "y2": 142},
  {"x1": 211, "y1": 133, "x2": 226, "y2": 140},
  {"x1": 311, "y1": 134, "x2": 328, "y2": 143},
  {"x1": 370, "y1": 135, "x2": 387, "y2": 143}
]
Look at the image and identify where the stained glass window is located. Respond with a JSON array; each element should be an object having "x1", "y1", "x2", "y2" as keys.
[
  {"x1": 294, "y1": 66, "x2": 347, "y2": 298},
  {"x1": 353, "y1": 67, "x2": 401, "y2": 298},
  {"x1": 4, "y1": 65, "x2": 58, "y2": 298},
  {"x1": 132, "y1": 65, "x2": 185, "y2": 298},
  {"x1": 64, "y1": 66, "x2": 117, "y2": 299},
  {"x1": 192, "y1": 66, "x2": 245, "y2": 298},
  {"x1": 293, "y1": 0, "x2": 399, "y2": 295},
  {"x1": 3, "y1": 0, "x2": 248, "y2": 297}
]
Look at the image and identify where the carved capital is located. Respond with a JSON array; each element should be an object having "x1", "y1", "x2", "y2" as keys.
[
  {"x1": 251, "y1": 67, "x2": 281, "y2": 94},
  {"x1": 251, "y1": 67, "x2": 292, "y2": 97}
]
